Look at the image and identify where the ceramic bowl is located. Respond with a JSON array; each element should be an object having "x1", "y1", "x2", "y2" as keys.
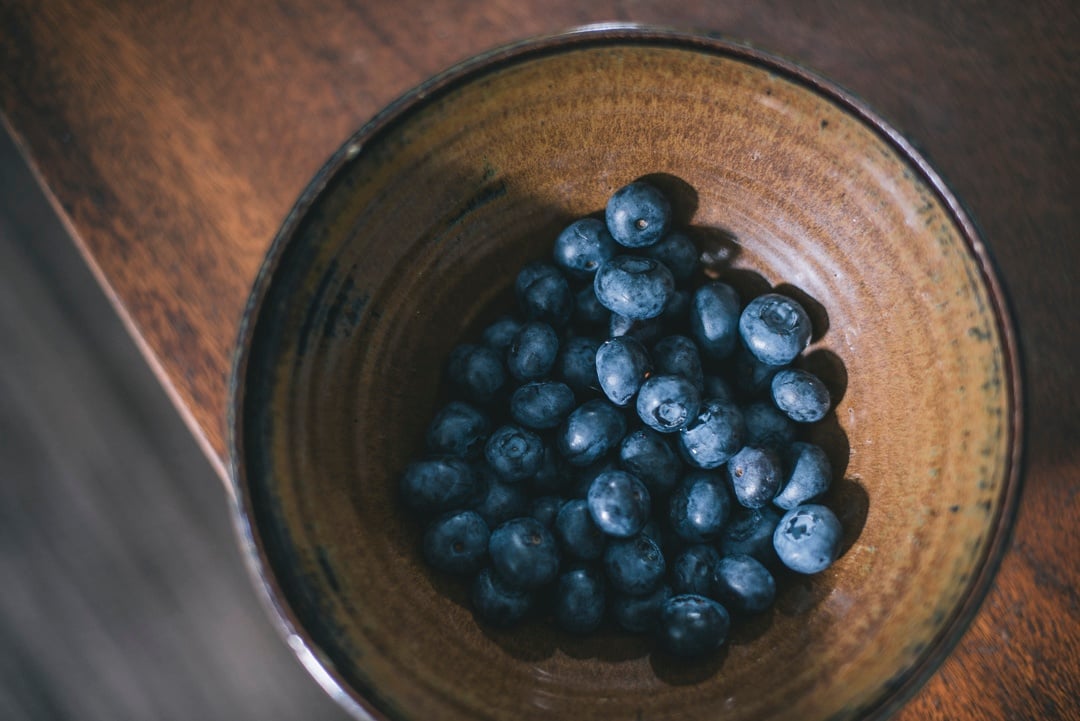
[{"x1": 229, "y1": 25, "x2": 1022, "y2": 721}]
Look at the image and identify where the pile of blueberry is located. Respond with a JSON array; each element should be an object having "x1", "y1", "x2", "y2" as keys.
[{"x1": 400, "y1": 181, "x2": 844, "y2": 658}]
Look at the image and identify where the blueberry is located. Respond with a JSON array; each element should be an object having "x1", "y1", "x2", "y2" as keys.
[
  {"x1": 554, "y1": 499, "x2": 607, "y2": 560},
  {"x1": 422, "y1": 510, "x2": 490, "y2": 575},
  {"x1": 702, "y1": 375, "x2": 735, "y2": 404},
  {"x1": 712, "y1": 554, "x2": 776, "y2": 614},
  {"x1": 612, "y1": 584, "x2": 673, "y2": 633},
  {"x1": 658, "y1": 289, "x2": 691, "y2": 332},
  {"x1": 569, "y1": 458, "x2": 618, "y2": 499},
  {"x1": 472, "y1": 474, "x2": 530, "y2": 529},
  {"x1": 604, "y1": 534, "x2": 667, "y2": 595},
  {"x1": 643, "y1": 231, "x2": 698, "y2": 284},
  {"x1": 529, "y1": 495, "x2": 565, "y2": 528},
  {"x1": 679, "y1": 399, "x2": 746, "y2": 469},
  {"x1": 557, "y1": 399, "x2": 628, "y2": 467},
  {"x1": 729, "y1": 343, "x2": 783, "y2": 400},
  {"x1": 472, "y1": 567, "x2": 533, "y2": 626},
  {"x1": 651, "y1": 335, "x2": 705, "y2": 391},
  {"x1": 743, "y1": 400, "x2": 796, "y2": 450},
  {"x1": 727, "y1": 446, "x2": 783, "y2": 509},
  {"x1": 689, "y1": 282, "x2": 741, "y2": 360},
  {"x1": 605, "y1": 181, "x2": 672, "y2": 248},
  {"x1": 657, "y1": 594, "x2": 731, "y2": 657},
  {"x1": 554, "y1": 564, "x2": 607, "y2": 634},
  {"x1": 595, "y1": 336, "x2": 652, "y2": 407},
  {"x1": 771, "y1": 368, "x2": 831, "y2": 423},
  {"x1": 739, "y1": 293, "x2": 812, "y2": 366},
  {"x1": 618, "y1": 428, "x2": 681, "y2": 497},
  {"x1": 447, "y1": 344, "x2": 506, "y2": 403},
  {"x1": 400, "y1": 457, "x2": 483, "y2": 516},
  {"x1": 671, "y1": 544, "x2": 722, "y2": 596},
  {"x1": 574, "y1": 286, "x2": 610, "y2": 328},
  {"x1": 636, "y1": 375, "x2": 702, "y2": 434},
  {"x1": 527, "y1": 445, "x2": 572, "y2": 496},
  {"x1": 554, "y1": 217, "x2": 619, "y2": 278},
  {"x1": 587, "y1": 470, "x2": 651, "y2": 538},
  {"x1": 484, "y1": 424, "x2": 545, "y2": 482},
  {"x1": 609, "y1": 313, "x2": 664, "y2": 346},
  {"x1": 515, "y1": 261, "x2": 573, "y2": 327},
  {"x1": 481, "y1": 316, "x2": 522, "y2": 354},
  {"x1": 425, "y1": 401, "x2": 491, "y2": 459},
  {"x1": 489, "y1": 517, "x2": 561, "y2": 589},
  {"x1": 506, "y1": 321, "x2": 559, "y2": 381},
  {"x1": 557, "y1": 335, "x2": 601, "y2": 394},
  {"x1": 773, "y1": 504, "x2": 843, "y2": 574},
  {"x1": 719, "y1": 505, "x2": 783, "y2": 568},
  {"x1": 668, "y1": 470, "x2": 732, "y2": 542},
  {"x1": 510, "y1": 380, "x2": 576, "y2": 430},
  {"x1": 774, "y1": 442, "x2": 832, "y2": 510},
  {"x1": 593, "y1": 255, "x2": 675, "y2": 320}
]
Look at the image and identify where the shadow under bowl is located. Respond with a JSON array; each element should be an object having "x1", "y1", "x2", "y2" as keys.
[{"x1": 229, "y1": 25, "x2": 1022, "y2": 721}]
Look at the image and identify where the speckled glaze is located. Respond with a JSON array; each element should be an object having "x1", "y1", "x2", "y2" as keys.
[{"x1": 229, "y1": 26, "x2": 1022, "y2": 721}]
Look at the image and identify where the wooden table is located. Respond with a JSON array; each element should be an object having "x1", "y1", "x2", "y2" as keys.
[{"x1": 2, "y1": 1, "x2": 1076, "y2": 718}]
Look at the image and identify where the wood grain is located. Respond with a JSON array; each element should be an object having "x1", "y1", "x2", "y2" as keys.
[{"x1": 1, "y1": 1, "x2": 1076, "y2": 719}]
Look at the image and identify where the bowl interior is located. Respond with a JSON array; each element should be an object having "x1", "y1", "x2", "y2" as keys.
[{"x1": 234, "y1": 33, "x2": 1019, "y2": 721}]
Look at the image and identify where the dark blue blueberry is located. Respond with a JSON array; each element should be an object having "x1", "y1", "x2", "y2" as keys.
[
  {"x1": 658, "y1": 289, "x2": 691, "y2": 331},
  {"x1": 569, "y1": 458, "x2": 618, "y2": 499},
  {"x1": 671, "y1": 544, "x2": 722, "y2": 597},
  {"x1": 446, "y1": 343, "x2": 506, "y2": 403},
  {"x1": 557, "y1": 335, "x2": 601, "y2": 394},
  {"x1": 636, "y1": 375, "x2": 702, "y2": 434},
  {"x1": 605, "y1": 181, "x2": 672, "y2": 248},
  {"x1": 506, "y1": 321, "x2": 559, "y2": 381},
  {"x1": 689, "y1": 282, "x2": 741, "y2": 360},
  {"x1": 668, "y1": 470, "x2": 732, "y2": 542},
  {"x1": 743, "y1": 400, "x2": 796, "y2": 450},
  {"x1": 612, "y1": 584, "x2": 672, "y2": 633},
  {"x1": 554, "y1": 564, "x2": 607, "y2": 634},
  {"x1": 400, "y1": 457, "x2": 483, "y2": 516},
  {"x1": 595, "y1": 336, "x2": 652, "y2": 407},
  {"x1": 481, "y1": 316, "x2": 522, "y2": 354},
  {"x1": 771, "y1": 368, "x2": 831, "y2": 423},
  {"x1": 554, "y1": 499, "x2": 607, "y2": 560},
  {"x1": 678, "y1": 399, "x2": 746, "y2": 469},
  {"x1": 425, "y1": 401, "x2": 491, "y2": 459},
  {"x1": 556, "y1": 399, "x2": 628, "y2": 467},
  {"x1": 658, "y1": 594, "x2": 731, "y2": 657},
  {"x1": 702, "y1": 375, "x2": 735, "y2": 403},
  {"x1": 422, "y1": 510, "x2": 490, "y2": 575},
  {"x1": 489, "y1": 517, "x2": 561, "y2": 589},
  {"x1": 593, "y1": 255, "x2": 675, "y2": 320},
  {"x1": 730, "y1": 343, "x2": 783, "y2": 399},
  {"x1": 651, "y1": 335, "x2": 705, "y2": 391},
  {"x1": 603, "y1": 534, "x2": 667, "y2": 595},
  {"x1": 483, "y1": 424, "x2": 544, "y2": 482},
  {"x1": 515, "y1": 261, "x2": 573, "y2": 327},
  {"x1": 587, "y1": 470, "x2": 651, "y2": 538},
  {"x1": 618, "y1": 428, "x2": 681, "y2": 497},
  {"x1": 573, "y1": 286, "x2": 609, "y2": 328},
  {"x1": 719, "y1": 505, "x2": 783, "y2": 568},
  {"x1": 472, "y1": 567, "x2": 533, "y2": 626},
  {"x1": 727, "y1": 446, "x2": 783, "y2": 509},
  {"x1": 509, "y1": 380, "x2": 576, "y2": 430},
  {"x1": 529, "y1": 495, "x2": 565, "y2": 528},
  {"x1": 472, "y1": 474, "x2": 530, "y2": 529},
  {"x1": 528, "y1": 445, "x2": 572, "y2": 496},
  {"x1": 643, "y1": 231, "x2": 699, "y2": 284},
  {"x1": 773, "y1": 504, "x2": 843, "y2": 574},
  {"x1": 609, "y1": 313, "x2": 664, "y2": 346},
  {"x1": 712, "y1": 554, "x2": 776, "y2": 614},
  {"x1": 553, "y1": 217, "x2": 619, "y2": 278},
  {"x1": 774, "y1": 442, "x2": 832, "y2": 510},
  {"x1": 638, "y1": 518, "x2": 675, "y2": 556},
  {"x1": 739, "y1": 293, "x2": 812, "y2": 366}
]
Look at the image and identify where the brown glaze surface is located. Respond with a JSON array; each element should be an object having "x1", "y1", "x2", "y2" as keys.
[
  {"x1": 2, "y1": 4, "x2": 1077, "y2": 720},
  {"x1": 234, "y1": 35, "x2": 1018, "y2": 721}
]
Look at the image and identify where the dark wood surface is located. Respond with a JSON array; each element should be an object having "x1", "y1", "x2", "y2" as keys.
[{"x1": 1, "y1": 1, "x2": 1076, "y2": 719}]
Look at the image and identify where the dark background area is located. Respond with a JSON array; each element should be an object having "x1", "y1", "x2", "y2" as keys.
[{"x1": 0, "y1": 128, "x2": 350, "y2": 719}]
